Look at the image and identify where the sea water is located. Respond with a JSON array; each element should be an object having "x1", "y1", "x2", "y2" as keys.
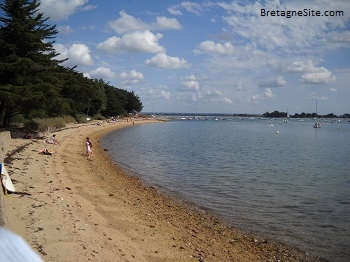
[{"x1": 101, "y1": 118, "x2": 350, "y2": 261}]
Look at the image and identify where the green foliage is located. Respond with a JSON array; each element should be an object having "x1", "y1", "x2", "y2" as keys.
[
  {"x1": 0, "y1": 0, "x2": 63, "y2": 126},
  {"x1": 263, "y1": 111, "x2": 288, "y2": 118},
  {"x1": 23, "y1": 119, "x2": 39, "y2": 132},
  {"x1": 102, "y1": 84, "x2": 127, "y2": 116},
  {"x1": 93, "y1": 114, "x2": 106, "y2": 121},
  {"x1": 0, "y1": 0, "x2": 143, "y2": 128}
]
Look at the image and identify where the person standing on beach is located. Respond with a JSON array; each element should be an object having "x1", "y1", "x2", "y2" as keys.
[{"x1": 86, "y1": 137, "x2": 93, "y2": 158}]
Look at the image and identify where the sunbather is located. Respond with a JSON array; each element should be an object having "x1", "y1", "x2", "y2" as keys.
[{"x1": 46, "y1": 134, "x2": 60, "y2": 145}]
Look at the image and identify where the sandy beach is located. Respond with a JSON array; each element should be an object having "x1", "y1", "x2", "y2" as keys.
[{"x1": 3, "y1": 119, "x2": 323, "y2": 262}]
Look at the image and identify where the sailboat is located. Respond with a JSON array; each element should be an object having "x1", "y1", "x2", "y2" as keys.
[
  {"x1": 313, "y1": 98, "x2": 321, "y2": 128},
  {"x1": 283, "y1": 109, "x2": 289, "y2": 123}
]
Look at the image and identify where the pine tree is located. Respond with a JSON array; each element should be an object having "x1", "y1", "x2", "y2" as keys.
[{"x1": 0, "y1": 0, "x2": 65, "y2": 127}]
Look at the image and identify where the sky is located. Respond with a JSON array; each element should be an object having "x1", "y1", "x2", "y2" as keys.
[{"x1": 36, "y1": 0, "x2": 350, "y2": 115}]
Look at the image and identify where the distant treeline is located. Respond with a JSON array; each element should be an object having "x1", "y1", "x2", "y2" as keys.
[
  {"x1": 153, "y1": 111, "x2": 350, "y2": 118},
  {"x1": 0, "y1": 0, "x2": 143, "y2": 128},
  {"x1": 263, "y1": 111, "x2": 350, "y2": 119}
]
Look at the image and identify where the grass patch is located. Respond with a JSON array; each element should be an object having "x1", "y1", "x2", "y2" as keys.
[{"x1": 24, "y1": 116, "x2": 76, "y2": 132}]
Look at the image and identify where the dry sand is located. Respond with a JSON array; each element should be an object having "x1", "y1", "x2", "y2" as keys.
[{"x1": 3, "y1": 119, "x2": 324, "y2": 262}]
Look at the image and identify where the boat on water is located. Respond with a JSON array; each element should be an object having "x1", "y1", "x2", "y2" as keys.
[
  {"x1": 283, "y1": 109, "x2": 289, "y2": 123},
  {"x1": 313, "y1": 98, "x2": 321, "y2": 128},
  {"x1": 313, "y1": 121, "x2": 321, "y2": 128}
]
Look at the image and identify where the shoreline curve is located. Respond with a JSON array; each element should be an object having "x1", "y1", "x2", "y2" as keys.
[{"x1": 3, "y1": 119, "x2": 325, "y2": 261}]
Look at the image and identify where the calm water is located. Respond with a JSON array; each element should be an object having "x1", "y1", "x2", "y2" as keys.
[{"x1": 101, "y1": 118, "x2": 350, "y2": 261}]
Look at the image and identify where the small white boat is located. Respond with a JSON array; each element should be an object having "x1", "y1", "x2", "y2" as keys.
[{"x1": 313, "y1": 121, "x2": 321, "y2": 128}]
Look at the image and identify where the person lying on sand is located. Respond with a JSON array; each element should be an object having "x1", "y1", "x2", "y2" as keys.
[{"x1": 39, "y1": 148, "x2": 53, "y2": 155}]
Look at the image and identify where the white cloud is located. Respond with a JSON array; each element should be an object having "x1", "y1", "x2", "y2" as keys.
[
  {"x1": 54, "y1": 43, "x2": 93, "y2": 67},
  {"x1": 281, "y1": 59, "x2": 336, "y2": 84},
  {"x1": 310, "y1": 95, "x2": 328, "y2": 101},
  {"x1": 83, "y1": 72, "x2": 90, "y2": 79},
  {"x1": 185, "y1": 74, "x2": 197, "y2": 81},
  {"x1": 196, "y1": 41, "x2": 234, "y2": 55},
  {"x1": 286, "y1": 59, "x2": 322, "y2": 73},
  {"x1": 258, "y1": 76, "x2": 287, "y2": 87},
  {"x1": 159, "y1": 90, "x2": 171, "y2": 100},
  {"x1": 89, "y1": 67, "x2": 115, "y2": 79},
  {"x1": 109, "y1": 10, "x2": 148, "y2": 34},
  {"x1": 57, "y1": 25, "x2": 74, "y2": 34},
  {"x1": 119, "y1": 70, "x2": 144, "y2": 85},
  {"x1": 216, "y1": 1, "x2": 262, "y2": 14},
  {"x1": 301, "y1": 68, "x2": 336, "y2": 84},
  {"x1": 181, "y1": 75, "x2": 200, "y2": 91},
  {"x1": 108, "y1": 11, "x2": 181, "y2": 34},
  {"x1": 145, "y1": 53, "x2": 190, "y2": 69},
  {"x1": 97, "y1": 31, "x2": 165, "y2": 54},
  {"x1": 148, "y1": 85, "x2": 171, "y2": 100},
  {"x1": 264, "y1": 88, "x2": 274, "y2": 98},
  {"x1": 223, "y1": 97, "x2": 233, "y2": 104},
  {"x1": 218, "y1": 1, "x2": 350, "y2": 52},
  {"x1": 168, "y1": 5, "x2": 182, "y2": 16},
  {"x1": 196, "y1": 44, "x2": 269, "y2": 75},
  {"x1": 181, "y1": 2, "x2": 202, "y2": 16},
  {"x1": 329, "y1": 31, "x2": 350, "y2": 44},
  {"x1": 80, "y1": 4, "x2": 97, "y2": 12},
  {"x1": 167, "y1": 2, "x2": 203, "y2": 16},
  {"x1": 197, "y1": 89, "x2": 221, "y2": 102},
  {"x1": 235, "y1": 84, "x2": 245, "y2": 91},
  {"x1": 251, "y1": 94, "x2": 262, "y2": 103},
  {"x1": 153, "y1": 16, "x2": 182, "y2": 30},
  {"x1": 250, "y1": 87, "x2": 274, "y2": 103},
  {"x1": 39, "y1": 0, "x2": 88, "y2": 21},
  {"x1": 212, "y1": 90, "x2": 223, "y2": 96}
]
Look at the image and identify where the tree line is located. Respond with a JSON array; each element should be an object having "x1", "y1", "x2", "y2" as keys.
[
  {"x1": 263, "y1": 111, "x2": 349, "y2": 119},
  {"x1": 0, "y1": 0, "x2": 143, "y2": 128}
]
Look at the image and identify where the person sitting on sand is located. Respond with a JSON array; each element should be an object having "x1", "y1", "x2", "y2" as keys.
[
  {"x1": 46, "y1": 134, "x2": 59, "y2": 145},
  {"x1": 86, "y1": 137, "x2": 93, "y2": 158}
]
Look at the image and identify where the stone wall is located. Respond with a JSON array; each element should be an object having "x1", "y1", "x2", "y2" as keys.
[{"x1": 0, "y1": 131, "x2": 11, "y2": 226}]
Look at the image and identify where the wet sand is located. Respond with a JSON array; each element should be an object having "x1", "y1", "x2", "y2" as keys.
[{"x1": 3, "y1": 119, "x2": 323, "y2": 261}]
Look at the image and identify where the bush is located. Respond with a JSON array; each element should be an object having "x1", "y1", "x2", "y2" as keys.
[
  {"x1": 24, "y1": 120, "x2": 40, "y2": 132},
  {"x1": 93, "y1": 114, "x2": 106, "y2": 120},
  {"x1": 75, "y1": 114, "x2": 90, "y2": 123},
  {"x1": 24, "y1": 116, "x2": 76, "y2": 132}
]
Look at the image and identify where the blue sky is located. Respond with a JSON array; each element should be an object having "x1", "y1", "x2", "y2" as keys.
[{"x1": 37, "y1": 0, "x2": 350, "y2": 115}]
